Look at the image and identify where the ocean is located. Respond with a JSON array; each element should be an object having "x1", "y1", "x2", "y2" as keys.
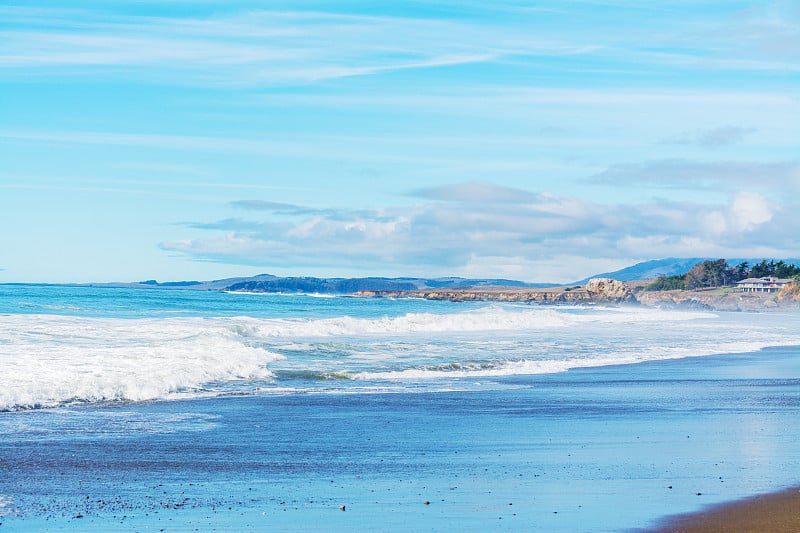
[{"x1": 2, "y1": 284, "x2": 800, "y2": 531}]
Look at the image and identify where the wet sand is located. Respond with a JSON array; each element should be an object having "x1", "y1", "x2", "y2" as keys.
[{"x1": 651, "y1": 486, "x2": 800, "y2": 533}]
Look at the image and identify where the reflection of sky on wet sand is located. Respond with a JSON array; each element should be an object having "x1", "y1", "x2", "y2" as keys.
[
  {"x1": 0, "y1": 494, "x2": 16, "y2": 517},
  {"x1": 1, "y1": 410, "x2": 220, "y2": 441},
  {"x1": 733, "y1": 413, "x2": 785, "y2": 491}
]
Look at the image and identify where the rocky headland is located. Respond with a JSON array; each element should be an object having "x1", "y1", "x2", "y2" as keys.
[
  {"x1": 354, "y1": 278, "x2": 637, "y2": 305},
  {"x1": 355, "y1": 278, "x2": 800, "y2": 311}
]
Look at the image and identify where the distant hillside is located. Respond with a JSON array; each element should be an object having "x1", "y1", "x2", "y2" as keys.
[
  {"x1": 224, "y1": 276, "x2": 555, "y2": 293},
  {"x1": 89, "y1": 258, "x2": 800, "y2": 294},
  {"x1": 226, "y1": 277, "x2": 418, "y2": 294},
  {"x1": 98, "y1": 274, "x2": 281, "y2": 291},
  {"x1": 573, "y1": 258, "x2": 707, "y2": 284},
  {"x1": 100, "y1": 275, "x2": 555, "y2": 293},
  {"x1": 575, "y1": 258, "x2": 800, "y2": 284}
]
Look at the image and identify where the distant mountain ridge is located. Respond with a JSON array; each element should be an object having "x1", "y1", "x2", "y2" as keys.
[
  {"x1": 576, "y1": 257, "x2": 800, "y2": 284},
  {"x1": 86, "y1": 257, "x2": 800, "y2": 294},
  {"x1": 225, "y1": 276, "x2": 556, "y2": 293},
  {"x1": 571, "y1": 258, "x2": 708, "y2": 284},
  {"x1": 100, "y1": 275, "x2": 556, "y2": 293}
]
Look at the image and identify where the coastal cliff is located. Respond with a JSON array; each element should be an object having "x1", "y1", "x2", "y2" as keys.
[
  {"x1": 778, "y1": 281, "x2": 800, "y2": 302},
  {"x1": 355, "y1": 277, "x2": 635, "y2": 305},
  {"x1": 355, "y1": 279, "x2": 800, "y2": 311},
  {"x1": 637, "y1": 281, "x2": 800, "y2": 311}
]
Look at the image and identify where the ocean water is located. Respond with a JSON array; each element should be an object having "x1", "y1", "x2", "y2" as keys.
[
  {"x1": 2, "y1": 285, "x2": 800, "y2": 532},
  {"x1": 2, "y1": 284, "x2": 799, "y2": 412}
]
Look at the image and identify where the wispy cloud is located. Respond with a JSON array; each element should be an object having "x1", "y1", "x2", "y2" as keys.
[
  {"x1": 0, "y1": 175, "x2": 312, "y2": 195},
  {"x1": 411, "y1": 181, "x2": 540, "y2": 204},
  {"x1": 111, "y1": 162, "x2": 210, "y2": 175},
  {"x1": 663, "y1": 125, "x2": 758, "y2": 148},
  {"x1": 0, "y1": 8, "x2": 511, "y2": 85},
  {"x1": 588, "y1": 159, "x2": 800, "y2": 193},
  {"x1": 231, "y1": 200, "x2": 304, "y2": 212},
  {"x1": 0, "y1": 129, "x2": 288, "y2": 152},
  {"x1": 229, "y1": 200, "x2": 338, "y2": 216},
  {"x1": 2, "y1": 2, "x2": 796, "y2": 88},
  {"x1": 0, "y1": 129, "x2": 458, "y2": 165}
]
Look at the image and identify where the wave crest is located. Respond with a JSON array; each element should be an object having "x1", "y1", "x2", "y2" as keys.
[
  {"x1": 0, "y1": 315, "x2": 283, "y2": 411},
  {"x1": 233, "y1": 306, "x2": 715, "y2": 338}
]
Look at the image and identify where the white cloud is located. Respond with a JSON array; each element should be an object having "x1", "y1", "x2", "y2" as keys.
[
  {"x1": 285, "y1": 213, "x2": 410, "y2": 241},
  {"x1": 160, "y1": 182, "x2": 800, "y2": 283},
  {"x1": 163, "y1": 232, "x2": 269, "y2": 256},
  {"x1": 729, "y1": 191, "x2": 774, "y2": 232},
  {"x1": 702, "y1": 211, "x2": 728, "y2": 235}
]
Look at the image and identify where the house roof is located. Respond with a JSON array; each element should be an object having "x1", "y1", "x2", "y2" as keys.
[{"x1": 736, "y1": 277, "x2": 793, "y2": 284}]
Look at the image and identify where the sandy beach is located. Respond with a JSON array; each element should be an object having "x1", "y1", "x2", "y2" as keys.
[{"x1": 651, "y1": 486, "x2": 800, "y2": 533}]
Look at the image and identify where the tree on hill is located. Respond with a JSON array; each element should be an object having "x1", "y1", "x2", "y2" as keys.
[
  {"x1": 751, "y1": 260, "x2": 772, "y2": 278},
  {"x1": 644, "y1": 275, "x2": 685, "y2": 291},
  {"x1": 646, "y1": 258, "x2": 800, "y2": 291},
  {"x1": 685, "y1": 259, "x2": 730, "y2": 289},
  {"x1": 750, "y1": 259, "x2": 800, "y2": 279},
  {"x1": 730, "y1": 261, "x2": 749, "y2": 280}
]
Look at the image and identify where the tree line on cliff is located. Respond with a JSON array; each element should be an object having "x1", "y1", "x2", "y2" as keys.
[{"x1": 645, "y1": 259, "x2": 800, "y2": 291}]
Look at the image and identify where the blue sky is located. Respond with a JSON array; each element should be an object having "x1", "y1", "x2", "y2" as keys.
[{"x1": 1, "y1": 1, "x2": 798, "y2": 283}]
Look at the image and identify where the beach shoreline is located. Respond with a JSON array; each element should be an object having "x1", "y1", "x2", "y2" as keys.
[
  {"x1": 648, "y1": 485, "x2": 800, "y2": 533},
  {"x1": 2, "y1": 346, "x2": 799, "y2": 532}
]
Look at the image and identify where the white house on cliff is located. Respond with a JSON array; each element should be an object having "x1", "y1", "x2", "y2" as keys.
[{"x1": 735, "y1": 276, "x2": 793, "y2": 293}]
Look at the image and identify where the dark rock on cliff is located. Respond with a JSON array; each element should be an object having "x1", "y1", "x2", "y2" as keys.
[
  {"x1": 634, "y1": 288, "x2": 798, "y2": 311},
  {"x1": 355, "y1": 278, "x2": 637, "y2": 306}
]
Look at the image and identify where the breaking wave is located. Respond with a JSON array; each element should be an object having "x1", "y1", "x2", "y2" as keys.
[
  {"x1": 352, "y1": 339, "x2": 798, "y2": 380},
  {"x1": 224, "y1": 305, "x2": 716, "y2": 338},
  {"x1": 3, "y1": 303, "x2": 798, "y2": 410},
  {"x1": 0, "y1": 315, "x2": 282, "y2": 411}
]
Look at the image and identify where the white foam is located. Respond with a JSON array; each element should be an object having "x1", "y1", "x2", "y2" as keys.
[
  {"x1": 0, "y1": 315, "x2": 283, "y2": 411},
  {"x1": 352, "y1": 338, "x2": 800, "y2": 381},
  {"x1": 224, "y1": 291, "x2": 340, "y2": 298},
  {"x1": 230, "y1": 306, "x2": 717, "y2": 339},
  {"x1": 3, "y1": 305, "x2": 798, "y2": 409}
]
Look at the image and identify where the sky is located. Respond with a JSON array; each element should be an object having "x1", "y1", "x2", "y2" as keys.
[{"x1": 1, "y1": 0, "x2": 798, "y2": 284}]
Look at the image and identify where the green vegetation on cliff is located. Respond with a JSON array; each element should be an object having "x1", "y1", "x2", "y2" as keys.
[
  {"x1": 644, "y1": 275, "x2": 686, "y2": 291},
  {"x1": 645, "y1": 259, "x2": 800, "y2": 291}
]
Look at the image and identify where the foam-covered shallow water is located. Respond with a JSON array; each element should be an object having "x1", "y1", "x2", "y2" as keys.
[{"x1": 2, "y1": 284, "x2": 800, "y2": 411}]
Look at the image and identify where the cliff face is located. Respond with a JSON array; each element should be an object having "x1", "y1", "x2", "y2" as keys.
[
  {"x1": 353, "y1": 289, "x2": 573, "y2": 303},
  {"x1": 355, "y1": 278, "x2": 800, "y2": 311},
  {"x1": 633, "y1": 290, "x2": 783, "y2": 311},
  {"x1": 355, "y1": 278, "x2": 635, "y2": 305},
  {"x1": 778, "y1": 281, "x2": 800, "y2": 302},
  {"x1": 635, "y1": 282, "x2": 800, "y2": 311}
]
